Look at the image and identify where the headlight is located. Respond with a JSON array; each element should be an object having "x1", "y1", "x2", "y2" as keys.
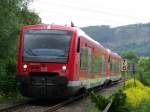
[
  {"x1": 62, "y1": 65, "x2": 67, "y2": 71},
  {"x1": 23, "y1": 64, "x2": 27, "y2": 69}
]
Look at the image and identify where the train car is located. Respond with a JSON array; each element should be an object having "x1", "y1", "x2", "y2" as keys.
[
  {"x1": 109, "y1": 52, "x2": 122, "y2": 81},
  {"x1": 105, "y1": 49, "x2": 122, "y2": 83},
  {"x1": 17, "y1": 24, "x2": 122, "y2": 99}
]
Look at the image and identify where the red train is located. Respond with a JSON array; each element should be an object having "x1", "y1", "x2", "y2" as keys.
[{"x1": 17, "y1": 24, "x2": 122, "y2": 99}]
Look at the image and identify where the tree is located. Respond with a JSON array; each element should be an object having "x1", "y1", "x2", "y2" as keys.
[
  {"x1": 0, "y1": 0, "x2": 41, "y2": 95},
  {"x1": 121, "y1": 51, "x2": 139, "y2": 63},
  {"x1": 137, "y1": 57, "x2": 150, "y2": 86}
]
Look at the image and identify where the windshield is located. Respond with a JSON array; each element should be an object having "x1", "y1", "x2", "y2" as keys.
[{"x1": 23, "y1": 29, "x2": 73, "y2": 63}]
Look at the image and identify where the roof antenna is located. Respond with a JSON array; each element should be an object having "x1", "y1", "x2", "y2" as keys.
[{"x1": 71, "y1": 21, "x2": 75, "y2": 27}]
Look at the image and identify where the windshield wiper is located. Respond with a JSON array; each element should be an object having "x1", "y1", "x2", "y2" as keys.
[{"x1": 24, "y1": 49, "x2": 38, "y2": 56}]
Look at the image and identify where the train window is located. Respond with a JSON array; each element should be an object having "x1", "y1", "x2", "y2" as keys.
[
  {"x1": 80, "y1": 48, "x2": 88, "y2": 70},
  {"x1": 102, "y1": 56, "x2": 106, "y2": 72},
  {"x1": 99, "y1": 56, "x2": 105, "y2": 73},
  {"x1": 77, "y1": 38, "x2": 80, "y2": 53},
  {"x1": 91, "y1": 55, "x2": 100, "y2": 73},
  {"x1": 110, "y1": 60, "x2": 113, "y2": 72},
  {"x1": 99, "y1": 56, "x2": 103, "y2": 72},
  {"x1": 111, "y1": 60, "x2": 118, "y2": 73}
]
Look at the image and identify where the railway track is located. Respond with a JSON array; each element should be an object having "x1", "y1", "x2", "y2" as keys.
[
  {"x1": 0, "y1": 95, "x2": 84, "y2": 112},
  {"x1": 0, "y1": 79, "x2": 125, "y2": 112}
]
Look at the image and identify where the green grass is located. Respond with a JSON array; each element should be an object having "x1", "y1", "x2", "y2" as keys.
[{"x1": 0, "y1": 93, "x2": 26, "y2": 104}]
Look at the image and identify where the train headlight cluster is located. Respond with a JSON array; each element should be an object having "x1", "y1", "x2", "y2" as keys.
[{"x1": 62, "y1": 65, "x2": 67, "y2": 71}]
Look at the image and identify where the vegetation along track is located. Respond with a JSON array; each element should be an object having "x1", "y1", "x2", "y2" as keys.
[
  {"x1": 0, "y1": 79, "x2": 124, "y2": 112},
  {"x1": 101, "y1": 79, "x2": 126, "y2": 112}
]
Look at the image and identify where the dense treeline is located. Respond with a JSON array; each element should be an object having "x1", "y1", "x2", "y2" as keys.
[
  {"x1": 0, "y1": 0, "x2": 41, "y2": 95},
  {"x1": 82, "y1": 23, "x2": 150, "y2": 56}
]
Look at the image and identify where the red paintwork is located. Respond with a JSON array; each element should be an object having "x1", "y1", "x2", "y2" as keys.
[
  {"x1": 18, "y1": 24, "x2": 122, "y2": 84},
  {"x1": 18, "y1": 24, "x2": 79, "y2": 81}
]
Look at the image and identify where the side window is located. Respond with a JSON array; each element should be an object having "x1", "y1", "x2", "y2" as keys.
[
  {"x1": 111, "y1": 60, "x2": 118, "y2": 73},
  {"x1": 80, "y1": 48, "x2": 88, "y2": 70},
  {"x1": 91, "y1": 55, "x2": 99, "y2": 73},
  {"x1": 91, "y1": 55, "x2": 105, "y2": 73},
  {"x1": 102, "y1": 56, "x2": 105, "y2": 72},
  {"x1": 99, "y1": 55, "x2": 105, "y2": 73},
  {"x1": 99, "y1": 56, "x2": 103, "y2": 72},
  {"x1": 110, "y1": 59, "x2": 113, "y2": 72}
]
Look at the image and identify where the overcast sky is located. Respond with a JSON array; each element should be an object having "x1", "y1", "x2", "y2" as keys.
[{"x1": 29, "y1": 0, "x2": 150, "y2": 27}]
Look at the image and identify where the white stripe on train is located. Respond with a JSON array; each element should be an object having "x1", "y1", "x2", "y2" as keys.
[{"x1": 68, "y1": 75, "x2": 121, "y2": 89}]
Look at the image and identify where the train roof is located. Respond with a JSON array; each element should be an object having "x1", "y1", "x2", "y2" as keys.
[
  {"x1": 22, "y1": 24, "x2": 104, "y2": 48},
  {"x1": 22, "y1": 24, "x2": 76, "y2": 32},
  {"x1": 76, "y1": 28, "x2": 104, "y2": 48},
  {"x1": 22, "y1": 24, "x2": 122, "y2": 58}
]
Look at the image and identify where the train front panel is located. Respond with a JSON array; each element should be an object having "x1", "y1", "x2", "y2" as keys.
[{"x1": 17, "y1": 25, "x2": 78, "y2": 98}]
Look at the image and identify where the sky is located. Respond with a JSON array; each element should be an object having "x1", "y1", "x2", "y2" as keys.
[{"x1": 29, "y1": 0, "x2": 150, "y2": 27}]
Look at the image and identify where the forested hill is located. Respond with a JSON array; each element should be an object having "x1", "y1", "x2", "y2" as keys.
[{"x1": 82, "y1": 23, "x2": 150, "y2": 56}]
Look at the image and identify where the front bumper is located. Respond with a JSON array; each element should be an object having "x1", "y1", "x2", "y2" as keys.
[{"x1": 17, "y1": 74, "x2": 69, "y2": 99}]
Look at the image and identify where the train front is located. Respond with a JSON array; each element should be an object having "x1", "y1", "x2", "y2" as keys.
[{"x1": 17, "y1": 25, "x2": 75, "y2": 99}]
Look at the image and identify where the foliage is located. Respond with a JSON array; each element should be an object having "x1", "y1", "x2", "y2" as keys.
[
  {"x1": 124, "y1": 79, "x2": 150, "y2": 108},
  {"x1": 0, "y1": 92, "x2": 25, "y2": 103},
  {"x1": 0, "y1": 58, "x2": 17, "y2": 95},
  {"x1": 111, "y1": 89, "x2": 129, "y2": 112},
  {"x1": 137, "y1": 57, "x2": 150, "y2": 86},
  {"x1": 131, "y1": 100, "x2": 150, "y2": 112},
  {"x1": 0, "y1": 0, "x2": 41, "y2": 95},
  {"x1": 90, "y1": 90, "x2": 128, "y2": 112},
  {"x1": 90, "y1": 80, "x2": 150, "y2": 112},
  {"x1": 90, "y1": 91, "x2": 109, "y2": 111},
  {"x1": 124, "y1": 87, "x2": 150, "y2": 108},
  {"x1": 125, "y1": 79, "x2": 144, "y2": 88},
  {"x1": 121, "y1": 51, "x2": 139, "y2": 63}
]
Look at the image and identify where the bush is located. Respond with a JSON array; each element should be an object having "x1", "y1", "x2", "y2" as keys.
[
  {"x1": 124, "y1": 87, "x2": 150, "y2": 108},
  {"x1": 0, "y1": 58, "x2": 17, "y2": 95},
  {"x1": 124, "y1": 80, "x2": 150, "y2": 108},
  {"x1": 133, "y1": 100, "x2": 150, "y2": 112},
  {"x1": 90, "y1": 80, "x2": 150, "y2": 112},
  {"x1": 111, "y1": 89, "x2": 129, "y2": 112},
  {"x1": 125, "y1": 79, "x2": 144, "y2": 89},
  {"x1": 90, "y1": 90, "x2": 129, "y2": 112},
  {"x1": 90, "y1": 91, "x2": 109, "y2": 111}
]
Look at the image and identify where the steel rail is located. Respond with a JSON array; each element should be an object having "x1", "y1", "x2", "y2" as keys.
[{"x1": 43, "y1": 95, "x2": 84, "y2": 112}]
